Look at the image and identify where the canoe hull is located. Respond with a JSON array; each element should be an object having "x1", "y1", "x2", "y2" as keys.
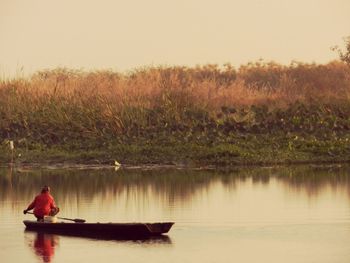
[{"x1": 23, "y1": 220, "x2": 174, "y2": 239}]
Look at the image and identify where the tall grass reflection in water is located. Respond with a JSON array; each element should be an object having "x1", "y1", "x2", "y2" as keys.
[{"x1": 5, "y1": 165, "x2": 349, "y2": 208}]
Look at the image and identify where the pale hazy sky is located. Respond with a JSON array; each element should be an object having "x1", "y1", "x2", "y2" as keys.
[{"x1": 1, "y1": 0, "x2": 349, "y2": 76}]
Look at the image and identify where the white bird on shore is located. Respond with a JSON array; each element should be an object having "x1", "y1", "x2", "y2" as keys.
[
  {"x1": 114, "y1": 160, "x2": 121, "y2": 171},
  {"x1": 9, "y1": 140, "x2": 14, "y2": 150}
]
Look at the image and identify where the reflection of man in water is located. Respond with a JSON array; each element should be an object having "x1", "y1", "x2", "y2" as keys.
[
  {"x1": 33, "y1": 233, "x2": 58, "y2": 263},
  {"x1": 23, "y1": 186, "x2": 60, "y2": 221}
]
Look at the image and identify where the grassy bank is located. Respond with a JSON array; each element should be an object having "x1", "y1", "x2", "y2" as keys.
[{"x1": 1, "y1": 61, "x2": 350, "y2": 166}]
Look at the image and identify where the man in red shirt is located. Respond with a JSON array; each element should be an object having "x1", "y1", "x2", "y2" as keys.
[{"x1": 23, "y1": 186, "x2": 60, "y2": 221}]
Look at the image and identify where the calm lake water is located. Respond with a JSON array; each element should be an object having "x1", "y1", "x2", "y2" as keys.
[{"x1": 1, "y1": 165, "x2": 350, "y2": 263}]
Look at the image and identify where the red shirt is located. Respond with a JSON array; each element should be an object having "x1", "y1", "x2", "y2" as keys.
[{"x1": 27, "y1": 192, "x2": 57, "y2": 217}]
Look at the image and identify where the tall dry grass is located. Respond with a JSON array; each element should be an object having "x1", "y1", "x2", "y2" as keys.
[{"x1": 1, "y1": 61, "x2": 350, "y2": 145}]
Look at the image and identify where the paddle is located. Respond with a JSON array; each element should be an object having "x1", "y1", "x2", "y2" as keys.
[{"x1": 26, "y1": 211, "x2": 86, "y2": 223}]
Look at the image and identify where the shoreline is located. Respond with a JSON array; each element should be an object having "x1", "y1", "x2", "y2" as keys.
[{"x1": 1, "y1": 156, "x2": 349, "y2": 171}]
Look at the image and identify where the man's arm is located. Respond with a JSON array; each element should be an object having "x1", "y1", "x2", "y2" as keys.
[{"x1": 23, "y1": 197, "x2": 36, "y2": 214}]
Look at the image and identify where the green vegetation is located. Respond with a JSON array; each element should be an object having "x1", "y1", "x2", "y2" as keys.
[{"x1": 1, "y1": 59, "x2": 350, "y2": 166}]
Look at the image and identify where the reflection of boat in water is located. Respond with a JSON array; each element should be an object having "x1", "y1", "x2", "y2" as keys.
[
  {"x1": 23, "y1": 220, "x2": 174, "y2": 240},
  {"x1": 25, "y1": 229, "x2": 172, "y2": 244},
  {"x1": 29, "y1": 232, "x2": 58, "y2": 263}
]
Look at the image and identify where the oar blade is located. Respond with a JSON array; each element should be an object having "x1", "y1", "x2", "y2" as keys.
[
  {"x1": 73, "y1": 219, "x2": 86, "y2": 223},
  {"x1": 57, "y1": 216, "x2": 86, "y2": 223}
]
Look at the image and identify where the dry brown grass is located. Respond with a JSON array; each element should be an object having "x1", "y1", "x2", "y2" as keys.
[
  {"x1": 3, "y1": 61, "x2": 349, "y2": 108},
  {"x1": 0, "y1": 61, "x2": 349, "y2": 143}
]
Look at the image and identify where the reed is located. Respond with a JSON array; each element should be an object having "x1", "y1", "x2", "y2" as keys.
[{"x1": 0, "y1": 61, "x2": 350, "y2": 164}]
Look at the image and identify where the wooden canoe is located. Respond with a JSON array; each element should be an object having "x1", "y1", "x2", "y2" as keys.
[{"x1": 23, "y1": 220, "x2": 174, "y2": 239}]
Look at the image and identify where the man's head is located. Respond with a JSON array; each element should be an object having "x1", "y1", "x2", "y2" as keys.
[{"x1": 41, "y1": 185, "x2": 50, "y2": 193}]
